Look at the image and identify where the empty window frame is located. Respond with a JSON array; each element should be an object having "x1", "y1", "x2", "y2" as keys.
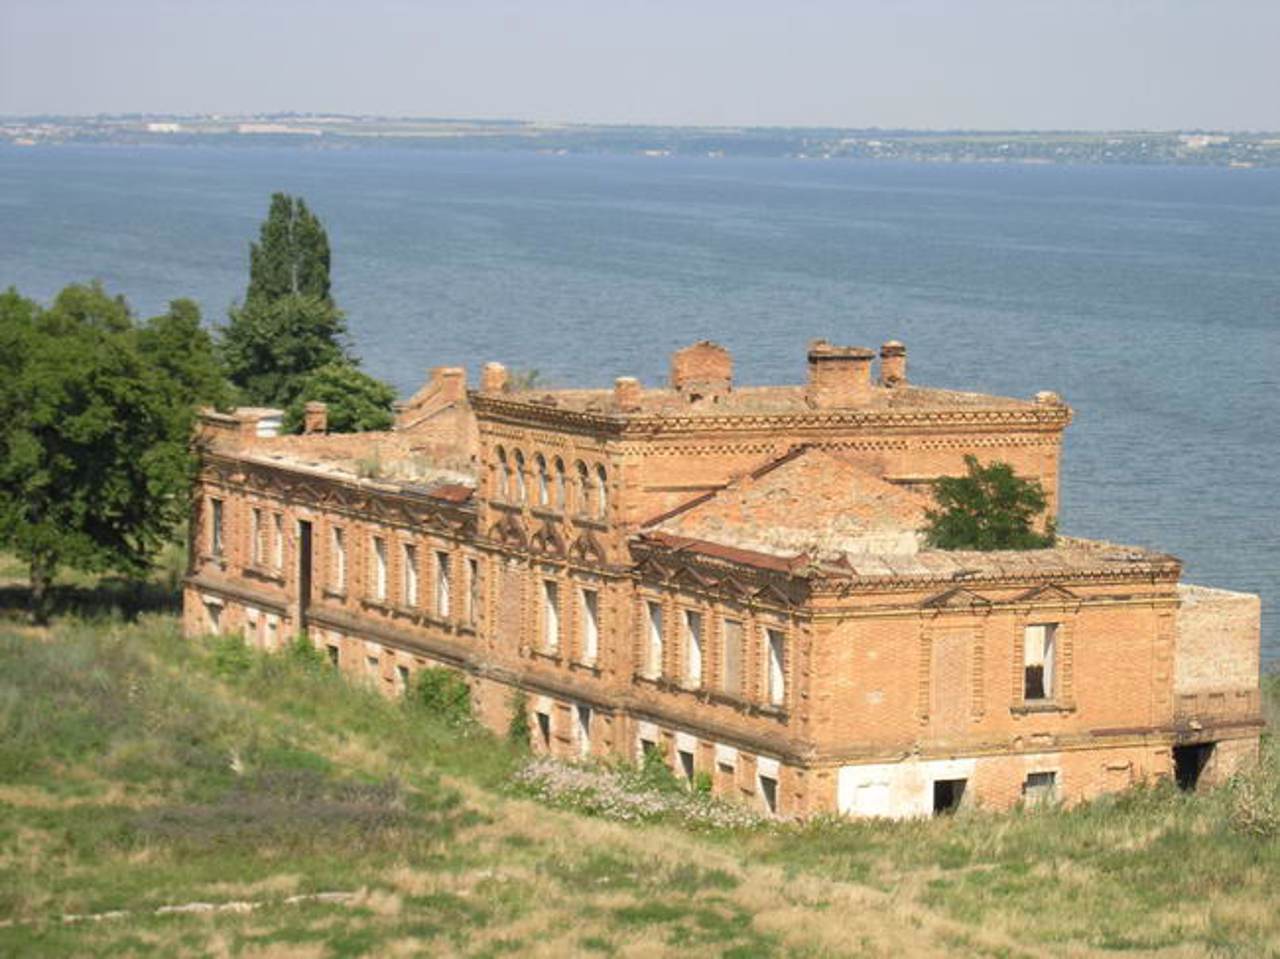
[
  {"x1": 331, "y1": 526, "x2": 346, "y2": 592},
  {"x1": 467, "y1": 557, "x2": 480, "y2": 625},
  {"x1": 684, "y1": 610, "x2": 703, "y2": 687},
  {"x1": 204, "y1": 599, "x2": 222, "y2": 634},
  {"x1": 395, "y1": 664, "x2": 410, "y2": 695},
  {"x1": 577, "y1": 705, "x2": 592, "y2": 758},
  {"x1": 435, "y1": 552, "x2": 451, "y2": 618},
  {"x1": 366, "y1": 654, "x2": 380, "y2": 679},
  {"x1": 554, "y1": 458, "x2": 567, "y2": 511},
  {"x1": 209, "y1": 498, "x2": 224, "y2": 556},
  {"x1": 327, "y1": 644, "x2": 340, "y2": 668},
  {"x1": 580, "y1": 588, "x2": 600, "y2": 665},
  {"x1": 765, "y1": 628, "x2": 786, "y2": 706},
  {"x1": 251, "y1": 508, "x2": 264, "y2": 564},
  {"x1": 535, "y1": 454, "x2": 550, "y2": 506},
  {"x1": 759, "y1": 775, "x2": 779, "y2": 814},
  {"x1": 678, "y1": 749, "x2": 695, "y2": 783},
  {"x1": 372, "y1": 537, "x2": 388, "y2": 601},
  {"x1": 595, "y1": 465, "x2": 608, "y2": 519},
  {"x1": 272, "y1": 513, "x2": 284, "y2": 569},
  {"x1": 1023, "y1": 624, "x2": 1057, "y2": 701},
  {"x1": 496, "y1": 446, "x2": 511, "y2": 500},
  {"x1": 536, "y1": 712, "x2": 552, "y2": 750},
  {"x1": 1023, "y1": 771, "x2": 1058, "y2": 805},
  {"x1": 576, "y1": 461, "x2": 590, "y2": 515},
  {"x1": 542, "y1": 580, "x2": 560, "y2": 652},
  {"x1": 402, "y1": 544, "x2": 419, "y2": 607},
  {"x1": 722, "y1": 618, "x2": 744, "y2": 697},
  {"x1": 645, "y1": 601, "x2": 664, "y2": 679},
  {"x1": 513, "y1": 450, "x2": 527, "y2": 503}
]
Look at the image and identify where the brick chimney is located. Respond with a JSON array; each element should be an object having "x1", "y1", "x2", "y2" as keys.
[
  {"x1": 431, "y1": 366, "x2": 467, "y2": 403},
  {"x1": 614, "y1": 376, "x2": 643, "y2": 412},
  {"x1": 806, "y1": 341, "x2": 874, "y2": 408},
  {"x1": 670, "y1": 341, "x2": 732, "y2": 403},
  {"x1": 302, "y1": 401, "x2": 328, "y2": 434},
  {"x1": 480, "y1": 362, "x2": 509, "y2": 394},
  {"x1": 879, "y1": 340, "x2": 907, "y2": 387}
]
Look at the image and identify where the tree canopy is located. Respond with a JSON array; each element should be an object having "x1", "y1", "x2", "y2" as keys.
[
  {"x1": 222, "y1": 292, "x2": 351, "y2": 408},
  {"x1": 922, "y1": 456, "x2": 1056, "y2": 551},
  {"x1": 0, "y1": 283, "x2": 226, "y2": 622},
  {"x1": 246, "y1": 193, "x2": 332, "y2": 305},
  {"x1": 221, "y1": 193, "x2": 395, "y2": 430},
  {"x1": 283, "y1": 362, "x2": 397, "y2": 434}
]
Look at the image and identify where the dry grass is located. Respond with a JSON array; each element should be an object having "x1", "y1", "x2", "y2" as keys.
[{"x1": 1, "y1": 615, "x2": 1276, "y2": 958}]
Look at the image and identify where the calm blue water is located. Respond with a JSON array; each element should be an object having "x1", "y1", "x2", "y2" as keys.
[{"x1": 2, "y1": 145, "x2": 1277, "y2": 664}]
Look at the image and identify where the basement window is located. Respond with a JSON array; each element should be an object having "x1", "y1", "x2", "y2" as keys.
[
  {"x1": 577, "y1": 705, "x2": 592, "y2": 758},
  {"x1": 1174, "y1": 743, "x2": 1215, "y2": 791},
  {"x1": 396, "y1": 664, "x2": 410, "y2": 694},
  {"x1": 759, "y1": 775, "x2": 779, "y2": 815},
  {"x1": 327, "y1": 644, "x2": 340, "y2": 668},
  {"x1": 678, "y1": 749, "x2": 695, "y2": 783},
  {"x1": 933, "y1": 778, "x2": 967, "y2": 816},
  {"x1": 1023, "y1": 771, "x2": 1058, "y2": 806},
  {"x1": 1023, "y1": 624, "x2": 1057, "y2": 701},
  {"x1": 536, "y1": 712, "x2": 552, "y2": 750}
]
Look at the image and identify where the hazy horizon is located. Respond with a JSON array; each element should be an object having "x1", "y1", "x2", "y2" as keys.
[{"x1": 4, "y1": 1, "x2": 1279, "y2": 130}]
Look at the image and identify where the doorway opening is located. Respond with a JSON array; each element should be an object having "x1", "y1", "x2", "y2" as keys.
[
  {"x1": 933, "y1": 778, "x2": 967, "y2": 815},
  {"x1": 1174, "y1": 743, "x2": 1215, "y2": 791}
]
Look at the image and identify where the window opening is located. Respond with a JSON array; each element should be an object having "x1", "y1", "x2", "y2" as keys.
[
  {"x1": 1174, "y1": 743, "x2": 1215, "y2": 791},
  {"x1": 646, "y1": 601, "x2": 664, "y2": 678},
  {"x1": 684, "y1": 610, "x2": 703, "y2": 687},
  {"x1": 933, "y1": 778, "x2": 967, "y2": 815},
  {"x1": 210, "y1": 498, "x2": 224, "y2": 556},
  {"x1": 403, "y1": 544, "x2": 418, "y2": 607},
  {"x1": 1023, "y1": 624, "x2": 1057, "y2": 700},
  {"x1": 580, "y1": 588, "x2": 599, "y2": 665},
  {"x1": 1022, "y1": 771, "x2": 1058, "y2": 805},
  {"x1": 722, "y1": 618, "x2": 744, "y2": 697},
  {"x1": 678, "y1": 749, "x2": 695, "y2": 783},
  {"x1": 436, "y1": 552, "x2": 451, "y2": 617},
  {"x1": 759, "y1": 775, "x2": 779, "y2": 814},
  {"x1": 332, "y1": 527, "x2": 346, "y2": 592},
  {"x1": 373, "y1": 537, "x2": 388, "y2": 601},
  {"x1": 766, "y1": 628, "x2": 786, "y2": 706},
  {"x1": 543, "y1": 580, "x2": 560, "y2": 652}
]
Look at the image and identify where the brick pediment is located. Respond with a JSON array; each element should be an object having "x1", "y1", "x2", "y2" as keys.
[
  {"x1": 1015, "y1": 583, "x2": 1079, "y2": 605},
  {"x1": 922, "y1": 586, "x2": 992, "y2": 609}
]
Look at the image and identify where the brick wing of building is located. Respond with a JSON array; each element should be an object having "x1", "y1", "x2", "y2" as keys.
[{"x1": 184, "y1": 340, "x2": 1263, "y2": 818}]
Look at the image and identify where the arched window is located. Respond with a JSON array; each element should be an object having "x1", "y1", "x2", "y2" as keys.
[
  {"x1": 496, "y1": 446, "x2": 510, "y2": 500},
  {"x1": 535, "y1": 454, "x2": 549, "y2": 506},
  {"x1": 595, "y1": 465, "x2": 609, "y2": 519},
  {"x1": 514, "y1": 450, "x2": 527, "y2": 504},
  {"x1": 554, "y1": 458, "x2": 567, "y2": 511},
  {"x1": 576, "y1": 461, "x2": 591, "y2": 516}
]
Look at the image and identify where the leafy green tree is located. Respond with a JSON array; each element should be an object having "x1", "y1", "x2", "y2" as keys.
[
  {"x1": 282, "y1": 362, "x2": 396, "y2": 434},
  {"x1": 137, "y1": 298, "x2": 233, "y2": 411},
  {"x1": 923, "y1": 455, "x2": 1056, "y2": 551},
  {"x1": 222, "y1": 293, "x2": 351, "y2": 407},
  {"x1": 245, "y1": 193, "x2": 332, "y2": 306},
  {"x1": 0, "y1": 284, "x2": 202, "y2": 623}
]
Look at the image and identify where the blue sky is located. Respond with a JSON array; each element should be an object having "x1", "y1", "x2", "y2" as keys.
[{"x1": 2, "y1": 0, "x2": 1278, "y2": 129}]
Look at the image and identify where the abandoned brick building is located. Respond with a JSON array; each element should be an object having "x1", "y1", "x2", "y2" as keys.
[{"x1": 184, "y1": 340, "x2": 1263, "y2": 818}]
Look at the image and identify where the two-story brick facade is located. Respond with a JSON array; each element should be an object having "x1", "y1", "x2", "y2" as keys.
[{"x1": 184, "y1": 340, "x2": 1263, "y2": 817}]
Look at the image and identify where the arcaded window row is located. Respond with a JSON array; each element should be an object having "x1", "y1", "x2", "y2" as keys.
[{"x1": 493, "y1": 445, "x2": 609, "y2": 519}]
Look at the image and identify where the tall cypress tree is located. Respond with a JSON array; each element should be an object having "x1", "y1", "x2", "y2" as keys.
[
  {"x1": 221, "y1": 194, "x2": 395, "y2": 430},
  {"x1": 245, "y1": 193, "x2": 332, "y2": 305}
]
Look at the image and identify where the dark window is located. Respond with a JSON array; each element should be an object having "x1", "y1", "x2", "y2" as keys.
[{"x1": 933, "y1": 778, "x2": 967, "y2": 815}]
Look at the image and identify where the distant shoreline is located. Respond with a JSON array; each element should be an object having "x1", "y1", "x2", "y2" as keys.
[{"x1": 4, "y1": 114, "x2": 1279, "y2": 168}]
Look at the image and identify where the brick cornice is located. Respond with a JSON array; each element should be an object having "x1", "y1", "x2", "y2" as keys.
[{"x1": 471, "y1": 391, "x2": 1073, "y2": 439}]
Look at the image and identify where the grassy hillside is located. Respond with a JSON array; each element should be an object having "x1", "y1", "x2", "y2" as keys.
[{"x1": 0, "y1": 614, "x2": 1277, "y2": 957}]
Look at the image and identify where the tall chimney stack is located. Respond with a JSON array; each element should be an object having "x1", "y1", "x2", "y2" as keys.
[
  {"x1": 480, "y1": 362, "x2": 509, "y2": 394},
  {"x1": 806, "y1": 340, "x2": 875, "y2": 408},
  {"x1": 303, "y1": 401, "x2": 328, "y2": 435},
  {"x1": 879, "y1": 340, "x2": 907, "y2": 388}
]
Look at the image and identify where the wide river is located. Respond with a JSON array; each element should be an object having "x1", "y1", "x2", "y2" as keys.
[{"x1": 2, "y1": 145, "x2": 1276, "y2": 663}]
